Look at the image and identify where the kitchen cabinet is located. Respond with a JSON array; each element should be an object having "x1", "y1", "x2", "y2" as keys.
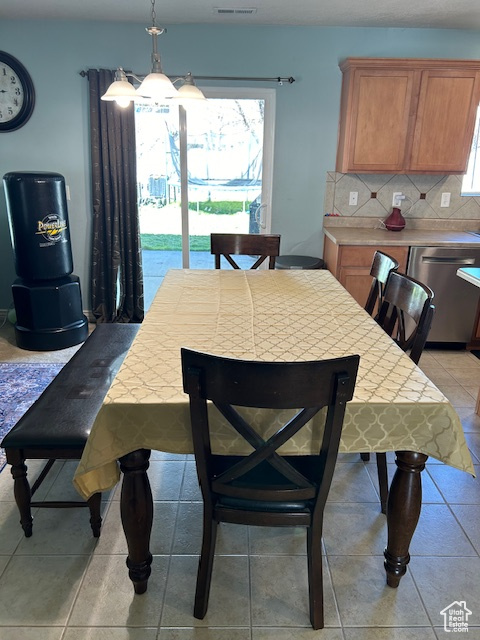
[
  {"x1": 323, "y1": 236, "x2": 409, "y2": 308},
  {"x1": 336, "y1": 58, "x2": 480, "y2": 174}
]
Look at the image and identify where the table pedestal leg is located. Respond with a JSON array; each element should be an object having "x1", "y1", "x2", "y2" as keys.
[
  {"x1": 119, "y1": 449, "x2": 153, "y2": 594},
  {"x1": 384, "y1": 450, "x2": 427, "y2": 587}
]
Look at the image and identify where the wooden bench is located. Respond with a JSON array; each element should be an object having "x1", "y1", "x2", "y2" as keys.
[{"x1": 1, "y1": 322, "x2": 140, "y2": 538}]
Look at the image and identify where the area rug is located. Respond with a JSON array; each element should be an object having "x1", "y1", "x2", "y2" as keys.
[{"x1": 0, "y1": 363, "x2": 63, "y2": 472}]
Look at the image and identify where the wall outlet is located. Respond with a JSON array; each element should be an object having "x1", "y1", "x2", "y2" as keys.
[
  {"x1": 349, "y1": 191, "x2": 358, "y2": 206},
  {"x1": 441, "y1": 192, "x2": 451, "y2": 207},
  {"x1": 392, "y1": 192, "x2": 404, "y2": 206}
]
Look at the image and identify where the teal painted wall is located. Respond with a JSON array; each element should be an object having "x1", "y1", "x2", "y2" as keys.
[{"x1": 1, "y1": 20, "x2": 480, "y2": 309}]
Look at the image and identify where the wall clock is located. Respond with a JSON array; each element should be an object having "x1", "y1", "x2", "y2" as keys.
[{"x1": 0, "y1": 51, "x2": 35, "y2": 132}]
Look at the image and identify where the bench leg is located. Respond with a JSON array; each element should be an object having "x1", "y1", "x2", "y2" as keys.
[
  {"x1": 87, "y1": 492, "x2": 102, "y2": 537},
  {"x1": 8, "y1": 452, "x2": 33, "y2": 537}
]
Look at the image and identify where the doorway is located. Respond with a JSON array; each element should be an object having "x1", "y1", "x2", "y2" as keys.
[{"x1": 135, "y1": 88, "x2": 276, "y2": 308}]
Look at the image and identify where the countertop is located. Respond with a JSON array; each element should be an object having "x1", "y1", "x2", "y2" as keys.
[
  {"x1": 457, "y1": 267, "x2": 480, "y2": 287},
  {"x1": 323, "y1": 227, "x2": 480, "y2": 247}
]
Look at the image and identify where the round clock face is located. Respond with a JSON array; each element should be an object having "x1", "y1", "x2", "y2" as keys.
[{"x1": 0, "y1": 51, "x2": 35, "y2": 132}]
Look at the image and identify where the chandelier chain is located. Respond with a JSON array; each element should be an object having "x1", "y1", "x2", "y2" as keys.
[{"x1": 150, "y1": 0, "x2": 156, "y2": 26}]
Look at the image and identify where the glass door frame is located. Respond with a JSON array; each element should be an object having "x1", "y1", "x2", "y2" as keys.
[{"x1": 178, "y1": 86, "x2": 276, "y2": 268}]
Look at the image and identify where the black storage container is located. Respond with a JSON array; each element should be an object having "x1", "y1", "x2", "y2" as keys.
[
  {"x1": 12, "y1": 275, "x2": 88, "y2": 351},
  {"x1": 3, "y1": 171, "x2": 88, "y2": 351},
  {"x1": 3, "y1": 171, "x2": 73, "y2": 281}
]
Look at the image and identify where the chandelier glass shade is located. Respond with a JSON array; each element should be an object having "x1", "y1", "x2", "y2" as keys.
[
  {"x1": 176, "y1": 73, "x2": 207, "y2": 103},
  {"x1": 101, "y1": 68, "x2": 138, "y2": 107},
  {"x1": 136, "y1": 72, "x2": 179, "y2": 100}
]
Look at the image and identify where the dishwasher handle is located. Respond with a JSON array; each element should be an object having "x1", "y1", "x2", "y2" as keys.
[{"x1": 421, "y1": 256, "x2": 477, "y2": 265}]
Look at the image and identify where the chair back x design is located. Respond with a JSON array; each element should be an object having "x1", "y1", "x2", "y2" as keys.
[
  {"x1": 181, "y1": 348, "x2": 359, "y2": 630},
  {"x1": 364, "y1": 251, "x2": 400, "y2": 317},
  {"x1": 210, "y1": 233, "x2": 281, "y2": 269}
]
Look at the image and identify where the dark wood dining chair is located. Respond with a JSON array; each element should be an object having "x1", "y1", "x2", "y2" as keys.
[
  {"x1": 210, "y1": 233, "x2": 281, "y2": 269},
  {"x1": 360, "y1": 251, "x2": 400, "y2": 466},
  {"x1": 364, "y1": 250, "x2": 400, "y2": 317},
  {"x1": 181, "y1": 348, "x2": 360, "y2": 630},
  {"x1": 373, "y1": 271, "x2": 435, "y2": 514}
]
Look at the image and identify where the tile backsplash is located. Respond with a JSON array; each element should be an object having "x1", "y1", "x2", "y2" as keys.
[{"x1": 324, "y1": 172, "x2": 480, "y2": 220}]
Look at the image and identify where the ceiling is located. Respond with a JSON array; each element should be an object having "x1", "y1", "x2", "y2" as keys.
[{"x1": 2, "y1": 0, "x2": 480, "y2": 30}]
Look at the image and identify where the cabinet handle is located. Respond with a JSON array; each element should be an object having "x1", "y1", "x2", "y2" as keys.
[{"x1": 421, "y1": 257, "x2": 476, "y2": 265}]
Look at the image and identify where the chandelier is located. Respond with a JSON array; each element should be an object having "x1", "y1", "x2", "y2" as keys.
[{"x1": 101, "y1": 0, "x2": 206, "y2": 108}]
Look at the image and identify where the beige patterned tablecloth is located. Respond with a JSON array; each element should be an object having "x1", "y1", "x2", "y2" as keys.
[{"x1": 74, "y1": 269, "x2": 474, "y2": 499}]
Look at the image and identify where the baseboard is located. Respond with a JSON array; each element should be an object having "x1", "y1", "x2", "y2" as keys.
[
  {"x1": 425, "y1": 341, "x2": 467, "y2": 351},
  {"x1": 0, "y1": 308, "x2": 95, "y2": 324}
]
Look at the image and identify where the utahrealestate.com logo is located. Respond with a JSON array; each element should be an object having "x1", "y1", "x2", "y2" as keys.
[{"x1": 440, "y1": 601, "x2": 472, "y2": 633}]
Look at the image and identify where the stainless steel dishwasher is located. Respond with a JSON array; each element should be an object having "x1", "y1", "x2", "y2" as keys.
[{"x1": 407, "y1": 245, "x2": 480, "y2": 343}]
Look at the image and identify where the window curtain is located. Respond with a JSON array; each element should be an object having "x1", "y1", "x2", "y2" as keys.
[{"x1": 87, "y1": 68, "x2": 144, "y2": 323}]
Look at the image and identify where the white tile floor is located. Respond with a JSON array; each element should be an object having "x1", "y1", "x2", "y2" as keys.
[{"x1": 0, "y1": 324, "x2": 479, "y2": 639}]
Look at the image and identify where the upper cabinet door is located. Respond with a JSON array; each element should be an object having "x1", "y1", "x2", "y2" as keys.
[
  {"x1": 409, "y1": 69, "x2": 480, "y2": 173},
  {"x1": 336, "y1": 58, "x2": 480, "y2": 175},
  {"x1": 336, "y1": 67, "x2": 416, "y2": 173}
]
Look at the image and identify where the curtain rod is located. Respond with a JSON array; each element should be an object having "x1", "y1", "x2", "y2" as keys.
[
  {"x1": 79, "y1": 70, "x2": 295, "y2": 84},
  {"x1": 180, "y1": 75, "x2": 295, "y2": 84}
]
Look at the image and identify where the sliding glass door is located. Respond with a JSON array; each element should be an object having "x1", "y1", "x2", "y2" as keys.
[
  {"x1": 183, "y1": 88, "x2": 275, "y2": 268},
  {"x1": 135, "y1": 88, "x2": 275, "y2": 307}
]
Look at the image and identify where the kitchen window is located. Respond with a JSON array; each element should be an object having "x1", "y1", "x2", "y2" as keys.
[{"x1": 462, "y1": 103, "x2": 480, "y2": 196}]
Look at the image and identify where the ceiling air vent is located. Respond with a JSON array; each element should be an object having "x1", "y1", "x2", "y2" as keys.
[{"x1": 214, "y1": 7, "x2": 258, "y2": 15}]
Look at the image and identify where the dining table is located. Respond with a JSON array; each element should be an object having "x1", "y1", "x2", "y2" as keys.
[{"x1": 73, "y1": 268, "x2": 474, "y2": 594}]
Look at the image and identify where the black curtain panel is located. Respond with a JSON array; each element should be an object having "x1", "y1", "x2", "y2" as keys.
[{"x1": 87, "y1": 69, "x2": 144, "y2": 323}]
